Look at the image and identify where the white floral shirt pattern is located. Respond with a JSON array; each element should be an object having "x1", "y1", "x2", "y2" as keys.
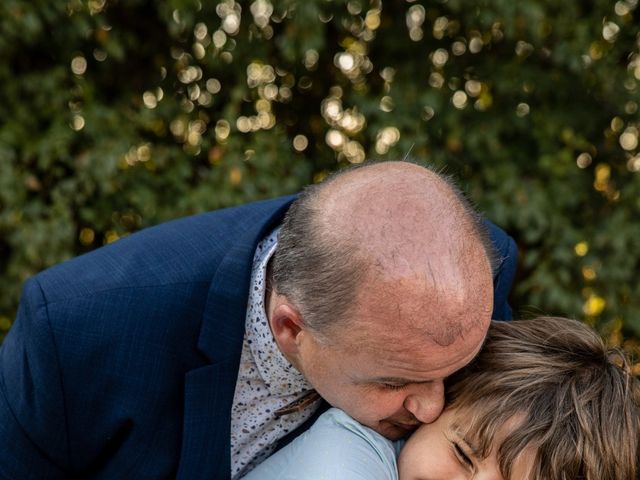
[{"x1": 230, "y1": 227, "x2": 321, "y2": 479}]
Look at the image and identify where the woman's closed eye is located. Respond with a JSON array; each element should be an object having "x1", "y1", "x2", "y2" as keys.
[
  {"x1": 446, "y1": 434, "x2": 474, "y2": 471},
  {"x1": 454, "y1": 442, "x2": 473, "y2": 467}
]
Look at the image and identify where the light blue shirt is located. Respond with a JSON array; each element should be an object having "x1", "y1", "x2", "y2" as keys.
[{"x1": 242, "y1": 408, "x2": 402, "y2": 480}]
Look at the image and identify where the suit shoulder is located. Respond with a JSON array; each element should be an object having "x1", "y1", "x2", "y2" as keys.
[{"x1": 34, "y1": 195, "x2": 296, "y2": 303}]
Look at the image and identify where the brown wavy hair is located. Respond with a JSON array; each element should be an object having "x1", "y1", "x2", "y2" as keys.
[{"x1": 445, "y1": 316, "x2": 640, "y2": 480}]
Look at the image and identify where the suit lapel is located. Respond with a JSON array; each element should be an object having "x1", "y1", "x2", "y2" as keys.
[{"x1": 176, "y1": 196, "x2": 295, "y2": 480}]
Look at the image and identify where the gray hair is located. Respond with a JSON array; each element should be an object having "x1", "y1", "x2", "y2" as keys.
[
  {"x1": 270, "y1": 161, "x2": 496, "y2": 336},
  {"x1": 271, "y1": 172, "x2": 367, "y2": 338}
]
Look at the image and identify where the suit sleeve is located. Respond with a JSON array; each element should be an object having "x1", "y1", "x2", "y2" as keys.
[{"x1": 0, "y1": 278, "x2": 69, "y2": 480}]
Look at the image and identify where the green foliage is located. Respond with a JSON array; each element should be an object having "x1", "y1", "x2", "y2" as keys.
[{"x1": 1, "y1": 0, "x2": 639, "y2": 349}]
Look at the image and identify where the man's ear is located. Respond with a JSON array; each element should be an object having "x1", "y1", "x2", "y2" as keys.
[{"x1": 268, "y1": 299, "x2": 305, "y2": 360}]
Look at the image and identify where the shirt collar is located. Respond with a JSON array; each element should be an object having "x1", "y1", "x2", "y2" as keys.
[{"x1": 245, "y1": 227, "x2": 313, "y2": 398}]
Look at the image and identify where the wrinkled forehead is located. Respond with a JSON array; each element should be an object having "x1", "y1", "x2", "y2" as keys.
[
  {"x1": 341, "y1": 287, "x2": 490, "y2": 353},
  {"x1": 364, "y1": 245, "x2": 490, "y2": 318},
  {"x1": 325, "y1": 321, "x2": 487, "y2": 382},
  {"x1": 338, "y1": 298, "x2": 490, "y2": 355}
]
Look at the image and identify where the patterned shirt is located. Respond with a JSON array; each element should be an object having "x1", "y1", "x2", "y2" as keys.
[{"x1": 230, "y1": 227, "x2": 322, "y2": 479}]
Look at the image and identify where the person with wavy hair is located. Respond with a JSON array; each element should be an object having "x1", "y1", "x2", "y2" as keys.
[{"x1": 246, "y1": 316, "x2": 640, "y2": 480}]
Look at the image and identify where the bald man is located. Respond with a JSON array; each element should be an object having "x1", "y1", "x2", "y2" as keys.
[{"x1": 0, "y1": 161, "x2": 517, "y2": 480}]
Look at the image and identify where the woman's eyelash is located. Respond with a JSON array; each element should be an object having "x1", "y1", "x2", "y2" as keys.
[{"x1": 453, "y1": 442, "x2": 473, "y2": 467}]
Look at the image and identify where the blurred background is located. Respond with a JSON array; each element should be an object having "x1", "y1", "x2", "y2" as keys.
[{"x1": 1, "y1": 0, "x2": 639, "y2": 363}]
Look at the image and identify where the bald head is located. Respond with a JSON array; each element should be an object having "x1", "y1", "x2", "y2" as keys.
[
  {"x1": 268, "y1": 161, "x2": 496, "y2": 435},
  {"x1": 271, "y1": 161, "x2": 494, "y2": 345}
]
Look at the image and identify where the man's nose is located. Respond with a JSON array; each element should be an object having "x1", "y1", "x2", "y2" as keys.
[{"x1": 402, "y1": 381, "x2": 445, "y2": 424}]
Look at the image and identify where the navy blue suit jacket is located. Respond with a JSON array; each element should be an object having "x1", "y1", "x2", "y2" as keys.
[{"x1": 0, "y1": 196, "x2": 517, "y2": 479}]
